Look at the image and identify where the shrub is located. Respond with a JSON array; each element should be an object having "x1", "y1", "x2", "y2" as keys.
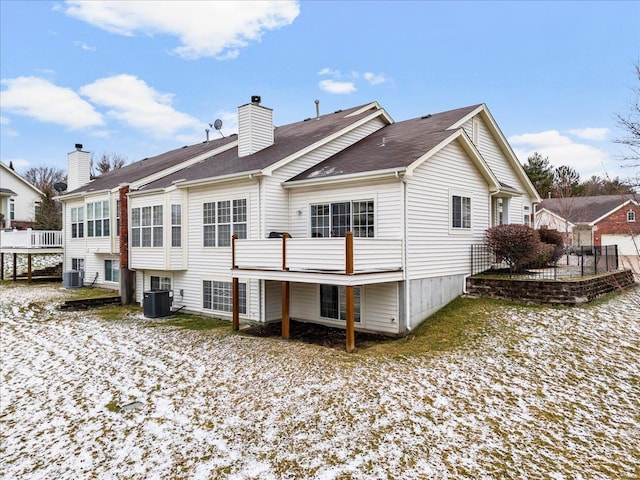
[
  {"x1": 526, "y1": 242, "x2": 556, "y2": 268},
  {"x1": 484, "y1": 224, "x2": 541, "y2": 272},
  {"x1": 538, "y1": 228, "x2": 564, "y2": 262}
]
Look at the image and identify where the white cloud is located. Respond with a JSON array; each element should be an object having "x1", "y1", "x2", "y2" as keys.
[
  {"x1": 0, "y1": 76, "x2": 104, "y2": 129},
  {"x1": 64, "y1": 1, "x2": 300, "y2": 60},
  {"x1": 508, "y1": 129, "x2": 611, "y2": 176},
  {"x1": 363, "y1": 72, "x2": 387, "y2": 85},
  {"x1": 318, "y1": 67, "x2": 339, "y2": 76},
  {"x1": 74, "y1": 41, "x2": 96, "y2": 52},
  {"x1": 567, "y1": 127, "x2": 610, "y2": 141},
  {"x1": 79, "y1": 74, "x2": 200, "y2": 137},
  {"x1": 318, "y1": 79, "x2": 356, "y2": 95}
]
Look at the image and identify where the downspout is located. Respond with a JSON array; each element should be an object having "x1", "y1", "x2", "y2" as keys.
[
  {"x1": 396, "y1": 170, "x2": 410, "y2": 332},
  {"x1": 249, "y1": 173, "x2": 264, "y2": 323}
]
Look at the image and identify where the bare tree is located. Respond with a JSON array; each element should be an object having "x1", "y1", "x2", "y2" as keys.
[
  {"x1": 22, "y1": 166, "x2": 66, "y2": 192},
  {"x1": 92, "y1": 153, "x2": 127, "y2": 177}
]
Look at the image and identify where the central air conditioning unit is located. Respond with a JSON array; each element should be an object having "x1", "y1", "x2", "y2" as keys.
[
  {"x1": 63, "y1": 270, "x2": 83, "y2": 289},
  {"x1": 143, "y1": 290, "x2": 172, "y2": 318}
]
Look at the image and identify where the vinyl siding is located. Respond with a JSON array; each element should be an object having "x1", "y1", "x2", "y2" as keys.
[
  {"x1": 463, "y1": 115, "x2": 534, "y2": 221},
  {"x1": 405, "y1": 140, "x2": 490, "y2": 280},
  {"x1": 288, "y1": 178, "x2": 401, "y2": 239},
  {"x1": 262, "y1": 117, "x2": 388, "y2": 237},
  {"x1": 288, "y1": 281, "x2": 399, "y2": 334}
]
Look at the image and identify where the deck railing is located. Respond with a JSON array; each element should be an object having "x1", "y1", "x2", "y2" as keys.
[
  {"x1": 233, "y1": 234, "x2": 403, "y2": 274},
  {"x1": 0, "y1": 229, "x2": 63, "y2": 249}
]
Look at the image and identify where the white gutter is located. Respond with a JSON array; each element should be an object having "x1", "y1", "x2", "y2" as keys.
[
  {"x1": 173, "y1": 170, "x2": 263, "y2": 189},
  {"x1": 283, "y1": 167, "x2": 407, "y2": 189}
]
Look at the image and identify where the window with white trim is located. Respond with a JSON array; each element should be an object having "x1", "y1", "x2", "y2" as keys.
[
  {"x1": 320, "y1": 285, "x2": 361, "y2": 323},
  {"x1": 203, "y1": 199, "x2": 247, "y2": 247},
  {"x1": 9, "y1": 199, "x2": 15, "y2": 220},
  {"x1": 310, "y1": 200, "x2": 374, "y2": 238},
  {"x1": 452, "y1": 195, "x2": 471, "y2": 229},
  {"x1": 71, "y1": 258, "x2": 84, "y2": 273},
  {"x1": 115, "y1": 200, "x2": 120, "y2": 237},
  {"x1": 131, "y1": 206, "x2": 163, "y2": 247},
  {"x1": 627, "y1": 210, "x2": 636, "y2": 222},
  {"x1": 171, "y1": 204, "x2": 181, "y2": 247},
  {"x1": 151, "y1": 275, "x2": 171, "y2": 291},
  {"x1": 71, "y1": 207, "x2": 84, "y2": 238},
  {"x1": 203, "y1": 280, "x2": 246, "y2": 314},
  {"x1": 87, "y1": 200, "x2": 110, "y2": 237},
  {"x1": 104, "y1": 259, "x2": 119, "y2": 282}
]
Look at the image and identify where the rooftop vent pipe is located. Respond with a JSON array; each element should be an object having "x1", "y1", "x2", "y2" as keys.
[{"x1": 315, "y1": 99, "x2": 320, "y2": 119}]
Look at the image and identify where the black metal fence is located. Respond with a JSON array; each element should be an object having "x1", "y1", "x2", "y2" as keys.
[{"x1": 470, "y1": 244, "x2": 619, "y2": 280}]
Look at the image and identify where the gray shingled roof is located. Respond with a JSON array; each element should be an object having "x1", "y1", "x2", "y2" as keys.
[
  {"x1": 537, "y1": 195, "x2": 637, "y2": 223},
  {"x1": 288, "y1": 104, "x2": 481, "y2": 182},
  {"x1": 63, "y1": 135, "x2": 237, "y2": 195},
  {"x1": 140, "y1": 104, "x2": 379, "y2": 191}
]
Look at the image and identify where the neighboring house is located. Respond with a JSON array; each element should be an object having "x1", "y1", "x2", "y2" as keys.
[
  {"x1": 59, "y1": 98, "x2": 540, "y2": 336},
  {"x1": 535, "y1": 195, "x2": 640, "y2": 255},
  {"x1": 0, "y1": 162, "x2": 43, "y2": 230}
]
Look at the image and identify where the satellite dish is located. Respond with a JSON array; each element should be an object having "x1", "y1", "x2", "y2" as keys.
[
  {"x1": 54, "y1": 182, "x2": 67, "y2": 193},
  {"x1": 213, "y1": 119, "x2": 224, "y2": 138}
]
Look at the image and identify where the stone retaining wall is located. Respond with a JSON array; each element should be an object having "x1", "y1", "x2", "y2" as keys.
[{"x1": 466, "y1": 270, "x2": 636, "y2": 305}]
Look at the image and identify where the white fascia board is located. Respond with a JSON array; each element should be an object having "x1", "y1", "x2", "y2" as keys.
[
  {"x1": 537, "y1": 207, "x2": 575, "y2": 228},
  {"x1": 172, "y1": 170, "x2": 262, "y2": 189},
  {"x1": 283, "y1": 168, "x2": 405, "y2": 189},
  {"x1": 127, "y1": 184, "x2": 179, "y2": 198},
  {"x1": 591, "y1": 199, "x2": 635, "y2": 226},
  {"x1": 129, "y1": 140, "x2": 238, "y2": 190},
  {"x1": 345, "y1": 101, "x2": 387, "y2": 119},
  {"x1": 450, "y1": 105, "x2": 541, "y2": 203},
  {"x1": 261, "y1": 109, "x2": 394, "y2": 177},
  {"x1": 405, "y1": 129, "x2": 500, "y2": 192}
]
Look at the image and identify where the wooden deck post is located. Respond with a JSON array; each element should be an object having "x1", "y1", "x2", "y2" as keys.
[
  {"x1": 1, "y1": 252, "x2": 4, "y2": 280},
  {"x1": 231, "y1": 234, "x2": 239, "y2": 331},
  {"x1": 27, "y1": 254, "x2": 32, "y2": 283},
  {"x1": 281, "y1": 232, "x2": 290, "y2": 339},
  {"x1": 12, "y1": 253, "x2": 17, "y2": 281},
  {"x1": 345, "y1": 232, "x2": 355, "y2": 352},
  {"x1": 345, "y1": 285, "x2": 355, "y2": 353},
  {"x1": 282, "y1": 281, "x2": 290, "y2": 339}
]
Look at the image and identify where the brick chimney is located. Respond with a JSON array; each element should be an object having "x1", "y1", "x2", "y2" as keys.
[
  {"x1": 67, "y1": 144, "x2": 91, "y2": 191},
  {"x1": 238, "y1": 96, "x2": 274, "y2": 157}
]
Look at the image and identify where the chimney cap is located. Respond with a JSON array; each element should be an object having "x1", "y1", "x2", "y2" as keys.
[
  {"x1": 251, "y1": 95, "x2": 261, "y2": 104},
  {"x1": 75, "y1": 143, "x2": 83, "y2": 150}
]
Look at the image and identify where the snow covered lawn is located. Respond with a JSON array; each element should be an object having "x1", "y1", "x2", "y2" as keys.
[{"x1": 1, "y1": 284, "x2": 639, "y2": 479}]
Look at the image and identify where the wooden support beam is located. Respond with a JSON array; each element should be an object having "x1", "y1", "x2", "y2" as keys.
[
  {"x1": 345, "y1": 285, "x2": 355, "y2": 353},
  {"x1": 345, "y1": 231, "x2": 354, "y2": 274},
  {"x1": 282, "y1": 232, "x2": 290, "y2": 271},
  {"x1": 1, "y1": 253, "x2": 4, "y2": 281},
  {"x1": 12, "y1": 253, "x2": 17, "y2": 282},
  {"x1": 27, "y1": 254, "x2": 32, "y2": 283},
  {"x1": 282, "y1": 281, "x2": 290, "y2": 339},
  {"x1": 232, "y1": 277, "x2": 240, "y2": 331}
]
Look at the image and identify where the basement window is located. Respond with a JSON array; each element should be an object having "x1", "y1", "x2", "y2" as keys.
[
  {"x1": 320, "y1": 285, "x2": 361, "y2": 323},
  {"x1": 203, "y1": 280, "x2": 246, "y2": 314},
  {"x1": 104, "y1": 259, "x2": 119, "y2": 282}
]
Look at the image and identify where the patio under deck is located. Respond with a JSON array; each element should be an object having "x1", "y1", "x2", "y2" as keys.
[
  {"x1": 0, "y1": 229, "x2": 63, "y2": 281},
  {"x1": 230, "y1": 232, "x2": 404, "y2": 352}
]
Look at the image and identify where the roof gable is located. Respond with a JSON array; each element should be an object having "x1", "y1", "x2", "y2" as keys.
[
  {"x1": 0, "y1": 162, "x2": 43, "y2": 196},
  {"x1": 536, "y1": 195, "x2": 639, "y2": 224}
]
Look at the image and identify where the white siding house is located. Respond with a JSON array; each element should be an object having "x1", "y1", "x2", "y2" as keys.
[
  {"x1": 58, "y1": 98, "x2": 540, "y2": 347},
  {"x1": 0, "y1": 162, "x2": 43, "y2": 230}
]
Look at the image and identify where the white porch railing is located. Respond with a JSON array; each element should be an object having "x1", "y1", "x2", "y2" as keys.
[
  {"x1": 0, "y1": 229, "x2": 63, "y2": 249},
  {"x1": 233, "y1": 236, "x2": 403, "y2": 273}
]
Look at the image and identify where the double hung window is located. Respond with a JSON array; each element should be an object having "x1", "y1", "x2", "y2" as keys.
[
  {"x1": 452, "y1": 195, "x2": 471, "y2": 229},
  {"x1": 71, "y1": 207, "x2": 84, "y2": 238},
  {"x1": 203, "y1": 199, "x2": 247, "y2": 247},
  {"x1": 131, "y1": 206, "x2": 163, "y2": 247},
  {"x1": 87, "y1": 201, "x2": 110, "y2": 237},
  {"x1": 203, "y1": 280, "x2": 246, "y2": 314}
]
